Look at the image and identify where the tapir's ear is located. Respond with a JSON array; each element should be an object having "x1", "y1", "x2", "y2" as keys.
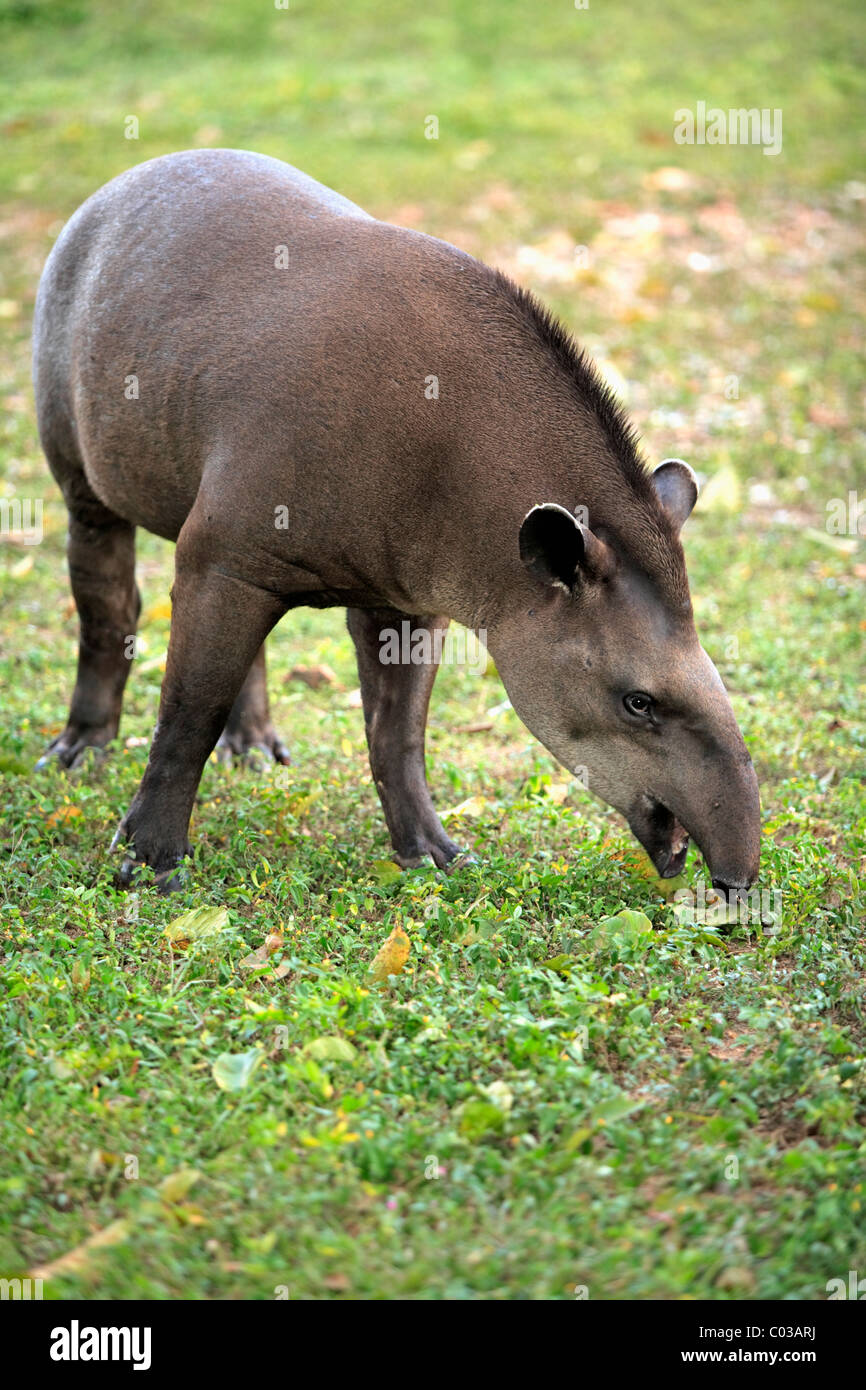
[
  {"x1": 519, "y1": 504, "x2": 615, "y2": 591},
  {"x1": 652, "y1": 458, "x2": 698, "y2": 533}
]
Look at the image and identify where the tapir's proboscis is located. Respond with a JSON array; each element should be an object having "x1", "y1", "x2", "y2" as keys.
[{"x1": 33, "y1": 149, "x2": 761, "y2": 897}]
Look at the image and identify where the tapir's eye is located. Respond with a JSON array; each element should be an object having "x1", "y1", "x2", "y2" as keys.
[{"x1": 624, "y1": 691, "x2": 654, "y2": 718}]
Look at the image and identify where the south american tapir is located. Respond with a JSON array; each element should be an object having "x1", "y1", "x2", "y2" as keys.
[{"x1": 32, "y1": 149, "x2": 761, "y2": 894}]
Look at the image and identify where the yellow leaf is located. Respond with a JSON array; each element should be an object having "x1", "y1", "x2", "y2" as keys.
[
  {"x1": 29, "y1": 1219, "x2": 130, "y2": 1281},
  {"x1": 159, "y1": 1168, "x2": 201, "y2": 1203},
  {"x1": 45, "y1": 804, "x2": 81, "y2": 828},
  {"x1": 369, "y1": 924, "x2": 411, "y2": 983},
  {"x1": 164, "y1": 905, "x2": 229, "y2": 949},
  {"x1": 441, "y1": 795, "x2": 487, "y2": 821}
]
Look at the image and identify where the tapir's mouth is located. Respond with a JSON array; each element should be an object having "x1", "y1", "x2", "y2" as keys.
[{"x1": 629, "y1": 795, "x2": 691, "y2": 879}]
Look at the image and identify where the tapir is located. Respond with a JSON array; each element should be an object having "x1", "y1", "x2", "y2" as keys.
[{"x1": 32, "y1": 149, "x2": 761, "y2": 894}]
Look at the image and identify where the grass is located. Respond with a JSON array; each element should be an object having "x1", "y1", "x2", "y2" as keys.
[{"x1": 0, "y1": 0, "x2": 865, "y2": 1299}]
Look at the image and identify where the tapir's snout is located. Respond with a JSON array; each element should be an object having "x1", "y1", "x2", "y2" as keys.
[{"x1": 629, "y1": 736, "x2": 762, "y2": 893}]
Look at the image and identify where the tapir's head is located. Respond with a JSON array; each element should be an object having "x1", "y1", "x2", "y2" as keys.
[{"x1": 492, "y1": 459, "x2": 760, "y2": 894}]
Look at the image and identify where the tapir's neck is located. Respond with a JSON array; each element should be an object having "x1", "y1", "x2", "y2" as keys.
[
  {"x1": 340, "y1": 237, "x2": 671, "y2": 633},
  {"x1": 385, "y1": 361, "x2": 651, "y2": 634}
]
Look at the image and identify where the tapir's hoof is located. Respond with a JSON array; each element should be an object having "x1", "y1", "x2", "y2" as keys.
[
  {"x1": 116, "y1": 853, "x2": 189, "y2": 894},
  {"x1": 112, "y1": 819, "x2": 191, "y2": 894},
  {"x1": 215, "y1": 727, "x2": 291, "y2": 769},
  {"x1": 443, "y1": 850, "x2": 479, "y2": 874},
  {"x1": 393, "y1": 839, "x2": 473, "y2": 873},
  {"x1": 36, "y1": 729, "x2": 115, "y2": 771}
]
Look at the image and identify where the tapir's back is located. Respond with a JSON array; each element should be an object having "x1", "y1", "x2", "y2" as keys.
[{"x1": 32, "y1": 149, "x2": 415, "y2": 539}]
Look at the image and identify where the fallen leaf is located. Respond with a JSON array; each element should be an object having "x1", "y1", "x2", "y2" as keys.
[
  {"x1": 239, "y1": 930, "x2": 284, "y2": 969},
  {"x1": 370, "y1": 858, "x2": 403, "y2": 886},
  {"x1": 441, "y1": 795, "x2": 487, "y2": 821},
  {"x1": 164, "y1": 905, "x2": 229, "y2": 949},
  {"x1": 212, "y1": 1049, "x2": 264, "y2": 1092},
  {"x1": 369, "y1": 923, "x2": 411, "y2": 982},
  {"x1": 159, "y1": 1168, "x2": 201, "y2": 1203},
  {"x1": 45, "y1": 805, "x2": 81, "y2": 828},
  {"x1": 302, "y1": 1036, "x2": 358, "y2": 1062},
  {"x1": 286, "y1": 664, "x2": 337, "y2": 689},
  {"x1": 592, "y1": 909, "x2": 654, "y2": 952},
  {"x1": 29, "y1": 1219, "x2": 130, "y2": 1281},
  {"x1": 457, "y1": 1099, "x2": 505, "y2": 1140}
]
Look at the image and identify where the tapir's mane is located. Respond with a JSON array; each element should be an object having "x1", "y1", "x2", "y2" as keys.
[
  {"x1": 482, "y1": 266, "x2": 691, "y2": 607},
  {"x1": 501, "y1": 275, "x2": 644, "y2": 469}
]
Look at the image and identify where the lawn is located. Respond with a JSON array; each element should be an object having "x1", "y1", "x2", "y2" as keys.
[{"x1": 0, "y1": 0, "x2": 864, "y2": 1299}]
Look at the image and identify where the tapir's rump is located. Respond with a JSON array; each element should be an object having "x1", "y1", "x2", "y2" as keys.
[{"x1": 33, "y1": 149, "x2": 761, "y2": 895}]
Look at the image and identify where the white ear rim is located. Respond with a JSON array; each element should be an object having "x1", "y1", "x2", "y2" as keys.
[
  {"x1": 519, "y1": 503, "x2": 587, "y2": 593},
  {"x1": 520, "y1": 502, "x2": 581, "y2": 527},
  {"x1": 652, "y1": 458, "x2": 699, "y2": 530}
]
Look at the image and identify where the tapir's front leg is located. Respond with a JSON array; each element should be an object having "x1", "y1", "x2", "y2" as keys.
[
  {"x1": 115, "y1": 525, "x2": 286, "y2": 889},
  {"x1": 347, "y1": 606, "x2": 464, "y2": 870}
]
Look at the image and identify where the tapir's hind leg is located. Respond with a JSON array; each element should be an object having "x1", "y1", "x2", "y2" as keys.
[
  {"x1": 38, "y1": 468, "x2": 140, "y2": 769},
  {"x1": 115, "y1": 519, "x2": 287, "y2": 888},
  {"x1": 347, "y1": 606, "x2": 464, "y2": 870},
  {"x1": 215, "y1": 644, "x2": 290, "y2": 765}
]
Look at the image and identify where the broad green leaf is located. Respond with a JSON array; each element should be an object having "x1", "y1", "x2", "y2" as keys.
[
  {"x1": 592, "y1": 909, "x2": 654, "y2": 952},
  {"x1": 303, "y1": 1036, "x2": 358, "y2": 1063},
  {"x1": 370, "y1": 859, "x2": 403, "y2": 885},
  {"x1": 164, "y1": 905, "x2": 230, "y2": 947},
  {"x1": 591, "y1": 1094, "x2": 645, "y2": 1124},
  {"x1": 539, "y1": 954, "x2": 575, "y2": 973},
  {"x1": 457, "y1": 1099, "x2": 505, "y2": 1140},
  {"x1": 212, "y1": 1049, "x2": 264, "y2": 1092}
]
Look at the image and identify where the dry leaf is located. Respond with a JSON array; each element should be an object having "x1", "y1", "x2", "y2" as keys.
[
  {"x1": 286, "y1": 664, "x2": 337, "y2": 689},
  {"x1": 45, "y1": 805, "x2": 81, "y2": 828},
  {"x1": 240, "y1": 930, "x2": 284, "y2": 970},
  {"x1": 29, "y1": 1219, "x2": 130, "y2": 1281},
  {"x1": 159, "y1": 1168, "x2": 201, "y2": 1203},
  {"x1": 369, "y1": 924, "x2": 411, "y2": 983},
  {"x1": 441, "y1": 795, "x2": 487, "y2": 821},
  {"x1": 164, "y1": 905, "x2": 229, "y2": 950}
]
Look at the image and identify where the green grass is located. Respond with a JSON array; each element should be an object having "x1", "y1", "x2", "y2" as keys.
[{"x1": 1, "y1": 0, "x2": 865, "y2": 1299}]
